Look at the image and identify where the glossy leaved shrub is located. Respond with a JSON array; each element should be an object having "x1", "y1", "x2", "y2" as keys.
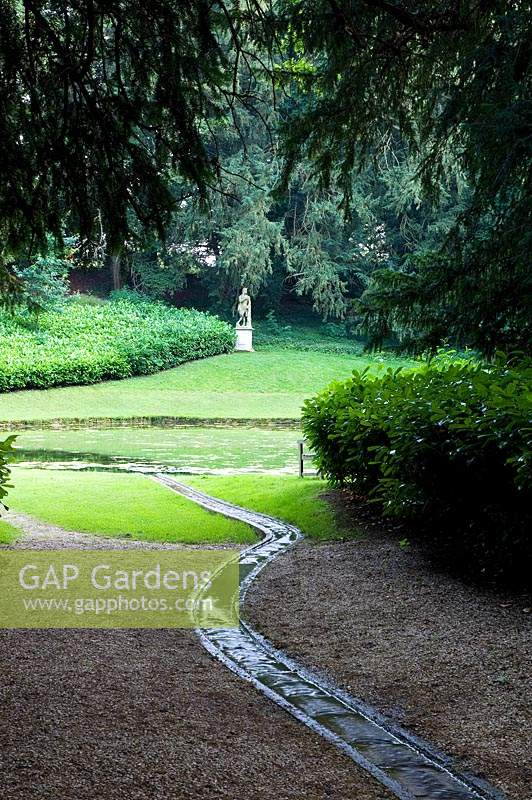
[
  {"x1": 0, "y1": 435, "x2": 16, "y2": 510},
  {"x1": 0, "y1": 294, "x2": 234, "y2": 392},
  {"x1": 302, "y1": 357, "x2": 532, "y2": 581}
]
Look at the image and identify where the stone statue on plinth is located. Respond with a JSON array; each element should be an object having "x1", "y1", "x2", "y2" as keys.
[{"x1": 235, "y1": 287, "x2": 253, "y2": 351}]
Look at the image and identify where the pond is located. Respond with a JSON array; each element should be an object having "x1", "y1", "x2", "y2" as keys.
[{"x1": 11, "y1": 426, "x2": 303, "y2": 475}]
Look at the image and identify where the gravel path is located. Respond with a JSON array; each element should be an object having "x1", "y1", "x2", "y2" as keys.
[
  {"x1": 0, "y1": 628, "x2": 395, "y2": 800},
  {"x1": 246, "y1": 530, "x2": 532, "y2": 800},
  {"x1": 0, "y1": 514, "x2": 393, "y2": 800}
]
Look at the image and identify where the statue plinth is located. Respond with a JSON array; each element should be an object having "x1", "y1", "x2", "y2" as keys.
[{"x1": 235, "y1": 325, "x2": 253, "y2": 352}]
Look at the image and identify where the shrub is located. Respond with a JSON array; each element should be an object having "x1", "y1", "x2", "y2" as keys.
[
  {"x1": 0, "y1": 435, "x2": 16, "y2": 510},
  {"x1": 302, "y1": 356, "x2": 532, "y2": 582},
  {"x1": 0, "y1": 294, "x2": 234, "y2": 392},
  {"x1": 254, "y1": 319, "x2": 366, "y2": 355},
  {"x1": 14, "y1": 254, "x2": 70, "y2": 313}
]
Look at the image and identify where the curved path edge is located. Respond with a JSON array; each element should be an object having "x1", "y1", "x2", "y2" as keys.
[{"x1": 154, "y1": 475, "x2": 504, "y2": 800}]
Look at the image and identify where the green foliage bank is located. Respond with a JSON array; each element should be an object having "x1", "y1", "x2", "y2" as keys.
[
  {"x1": 0, "y1": 293, "x2": 234, "y2": 392},
  {"x1": 303, "y1": 358, "x2": 532, "y2": 583}
]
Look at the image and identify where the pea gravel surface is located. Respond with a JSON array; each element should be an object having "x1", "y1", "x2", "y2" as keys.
[
  {"x1": 246, "y1": 527, "x2": 532, "y2": 800},
  {"x1": 0, "y1": 524, "x2": 394, "y2": 800}
]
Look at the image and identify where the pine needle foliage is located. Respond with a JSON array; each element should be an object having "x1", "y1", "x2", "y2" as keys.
[
  {"x1": 274, "y1": 1, "x2": 532, "y2": 355},
  {"x1": 0, "y1": 1, "x2": 229, "y2": 269}
]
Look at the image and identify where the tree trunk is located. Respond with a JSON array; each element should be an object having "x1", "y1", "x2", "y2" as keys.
[{"x1": 110, "y1": 251, "x2": 122, "y2": 291}]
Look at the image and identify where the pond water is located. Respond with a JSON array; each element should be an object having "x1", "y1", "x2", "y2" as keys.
[{"x1": 12, "y1": 426, "x2": 303, "y2": 475}]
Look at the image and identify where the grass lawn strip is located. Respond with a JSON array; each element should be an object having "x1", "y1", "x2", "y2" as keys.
[
  {"x1": 0, "y1": 519, "x2": 19, "y2": 544},
  {"x1": 7, "y1": 468, "x2": 255, "y2": 545},
  {"x1": 182, "y1": 475, "x2": 358, "y2": 542},
  {"x1": 0, "y1": 349, "x2": 416, "y2": 423}
]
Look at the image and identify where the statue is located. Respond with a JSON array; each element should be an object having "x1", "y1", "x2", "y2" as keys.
[
  {"x1": 236, "y1": 287, "x2": 252, "y2": 328},
  {"x1": 235, "y1": 286, "x2": 253, "y2": 351}
]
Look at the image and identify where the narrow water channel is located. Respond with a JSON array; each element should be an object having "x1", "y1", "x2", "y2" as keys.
[
  {"x1": 7, "y1": 427, "x2": 503, "y2": 799},
  {"x1": 157, "y1": 476, "x2": 503, "y2": 800}
]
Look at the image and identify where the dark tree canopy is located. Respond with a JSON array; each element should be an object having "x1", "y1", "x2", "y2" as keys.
[
  {"x1": 0, "y1": 1, "x2": 530, "y2": 355},
  {"x1": 273, "y1": 0, "x2": 532, "y2": 354},
  {"x1": 0, "y1": 0, "x2": 230, "y2": 265}
]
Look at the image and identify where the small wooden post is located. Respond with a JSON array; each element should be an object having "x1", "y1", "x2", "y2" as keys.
[{"x1": 298, "y1": 439, "x2": 305, "y2": 478}]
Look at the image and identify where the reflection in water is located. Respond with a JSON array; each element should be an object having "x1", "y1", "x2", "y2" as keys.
[
  {"x1": 7, "y1": 428, "x2": 499, "y2": 798},
  {"x1": 12, "y1": 426, "x2": 304, "y2": 475}
]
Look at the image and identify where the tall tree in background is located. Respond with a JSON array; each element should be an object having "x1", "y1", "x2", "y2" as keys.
[
  {"x1": 273, "y1": 0, "x2": 531, "y2": 354},
  {"x1": 125, "y1": 58, "x2": 373, "y2": 318},
  {"x1": 0, "y1": 0, "x2": 234, "y2": 289},
  {"x1": 1, "y1": 1, "x2": 530, "y2": 353},
  {"x1": 126, "y1": 56, "x2": 464, "y2": 321}
]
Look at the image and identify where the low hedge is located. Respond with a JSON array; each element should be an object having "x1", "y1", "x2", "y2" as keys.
[
  {"x1": 302, "y1": 357, "x2": 532, "y2": 582},
  {"x1": 0, "y1": 293, "x2": 235, "y2": 392}
]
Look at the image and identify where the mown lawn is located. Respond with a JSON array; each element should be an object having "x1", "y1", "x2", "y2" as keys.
[
  {"x1": 183, "y1": 474, "x2": 359, "y2": 541},
  {"x1": 0, "y1": 349, "x2": 415, "y2": 424},
  {"x1": 0, "y1": 519, "x2": 19, "y2": 544},
  {"x1": 3, "y1": 470, "x2": 359, "y2": 545},
  {"x1": 6, "y1": 468, "x2": 255, "y2": 545}
]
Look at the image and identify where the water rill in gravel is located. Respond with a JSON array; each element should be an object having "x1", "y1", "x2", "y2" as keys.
[{"x1": 155, "y1": 476, "x2": 504, "y2": 800}]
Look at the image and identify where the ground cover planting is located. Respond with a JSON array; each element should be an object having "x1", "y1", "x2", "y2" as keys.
[{"x1": 0, "y1": 292, "x2": 234, "y2": 393}]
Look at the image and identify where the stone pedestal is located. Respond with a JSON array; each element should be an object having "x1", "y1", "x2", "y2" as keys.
[{"x1": 235, "y1": 326, "x2": 253, "y2": 352}]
